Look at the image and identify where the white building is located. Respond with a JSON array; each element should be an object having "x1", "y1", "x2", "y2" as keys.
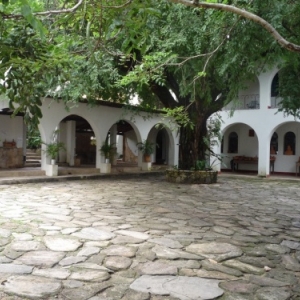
[
  {"x1": 214, "y1": 66, "x2": 300, "y2": 177},
  {"x1": 0, "y1": 97, "x2": 179, "y2": 174}
]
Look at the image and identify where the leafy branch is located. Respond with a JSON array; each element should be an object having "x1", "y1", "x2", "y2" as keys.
[{"x1": 169, "y1": 0, "x2": 300, "y2": 52}]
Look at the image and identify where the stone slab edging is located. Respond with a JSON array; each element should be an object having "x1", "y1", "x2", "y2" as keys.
[{"x1": 165, "y1": 169, "x2": 218, "y2": 184}]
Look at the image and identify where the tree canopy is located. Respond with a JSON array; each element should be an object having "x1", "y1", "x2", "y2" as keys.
[{"x1": 1, "y1": 0, "x2": 300, "y2": 166}]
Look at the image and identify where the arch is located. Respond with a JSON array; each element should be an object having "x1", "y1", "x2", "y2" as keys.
[
  {"x1": 284, "y1": 131, "x2": 296, "y2": 155},
  {"x1": 60, "y1": 115, "x2": 97, "y2": 165},
  {"x1": 270, "y1": 69, "x2": 286, "y2": 108},
  {"x1": 105, "y1": 118, "x2": 142, "y2": 147},
  {"x1": 268, "y1": 121, "x2": 300, "y2": 173},
  {"x1": 34, "y1": 98, "x2": 180, "y2": 171},
  {"x1": 220, "y1": 122, "x2": 258, "y2": 172},
  {"x1": 271, "y1": 73, "x2": 279, "y2": 98},
  {"x1": 147, "y1": 123, "x2": 176, "y2": 166},
  {"x1": 270, "y1": 132, "x2": 278, "y2": 154},
  {"x1": 113, "y1": 120, "x2": 141, "y2": 164}
]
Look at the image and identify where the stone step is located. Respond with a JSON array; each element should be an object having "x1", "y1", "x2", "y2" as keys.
[
  {"x1": 58, "y1": 168, "x2": 99, "y2": 176},
  {"x1": 0, "y1": 169, "x2": 45, "y2": 178},
  {"x1": 25, "y1": 162, "x2": 41, "y2": 168},
  {"x1": 26, "y1": 149, "x2": 41, "y2": 154},
  {"x1": 112, "y1": 166, "x2": 141, "y2": 173},
  {"x1": 26, "y1": 154, "x2": 41, "y2": 159}
]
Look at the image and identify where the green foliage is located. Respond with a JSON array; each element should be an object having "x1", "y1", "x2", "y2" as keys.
[
  {"x1": 43, "y1": 142, "x2": 65, "y2": 159},
  {"x1": 26, "y1": 123, "x2": 41, "y2": 149},
  {"x1": 277, "y1": 60, "x2": 300, "y2": 118},
  {"x1": 193, "y1": 160, "x2": 207, "y2": 171},
  {"x1": 162, "y1": 106, "x2": 194, "y2": 129},
  {"x1": 2, "y1": 0, "x2": 300, "y2": 168},
  {"x1": 99, "y1": 141, "x2": 115, "y2": 159},
  {"x1": 137, "y1": 139, "x2": 157, "y2": 155},
  {"x1": 43, "y1": 130, "x2": 65, "y2": 159}
]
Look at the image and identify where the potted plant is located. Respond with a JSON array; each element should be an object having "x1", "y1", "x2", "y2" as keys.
[
  {"x1": 137, "y1": 139, "x2": 157, "y2": 162},
  {"x1": 44, "y1": 142, "x2": 66, "y2": 165},
  {"x1": 100, "y1": 141, "x2": 115, "y2": 163}
]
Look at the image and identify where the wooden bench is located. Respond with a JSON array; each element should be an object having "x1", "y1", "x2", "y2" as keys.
[{"x1": 232, "y1": 158, "x2": 275, "y2": 173}]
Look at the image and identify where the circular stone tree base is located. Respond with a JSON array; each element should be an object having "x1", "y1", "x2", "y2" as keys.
[{"x1": 165, "y1": 169, "x2": 218, "y2": 184}]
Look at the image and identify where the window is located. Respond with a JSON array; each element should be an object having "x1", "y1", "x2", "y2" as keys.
[
  {"x1": 284, "y1": 131, "x2": 295, "y2": 155},
  {"x1": 270, "y1": 132, "x2": 278, "y2": 154},
  {"x1": 228, "y1": 132, "x2": 238, "y2": 153},
  {"x1": 271, "y1": 73, "x2": 279, "y2": 97}
]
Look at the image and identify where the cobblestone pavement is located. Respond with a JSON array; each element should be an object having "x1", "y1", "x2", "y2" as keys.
[{"x1": 0, "y1": 175, "x2": 299, "y2": 299}]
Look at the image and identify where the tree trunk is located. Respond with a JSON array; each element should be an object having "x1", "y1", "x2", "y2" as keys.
[{"x1": 179, "y1": 113, "x2": 208, "y2": 169}]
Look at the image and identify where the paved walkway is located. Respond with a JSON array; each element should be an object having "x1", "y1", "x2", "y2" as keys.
[{"x1": 0, "y1": 174, "x2": 299, "y2": 299}]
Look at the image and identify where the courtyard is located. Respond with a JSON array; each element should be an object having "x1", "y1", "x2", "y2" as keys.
[{"x1": 0, "y1": 175, "x2": 299, "y2": 299}]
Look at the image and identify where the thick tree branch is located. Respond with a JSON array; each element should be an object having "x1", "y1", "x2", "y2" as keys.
[
  {"x1": 2, "y1": 0, "x2": 84, "y2": 19},
  {"x1": 169, "y1": 0, "x2": 300, "y2": 53},
  {"x1": 150, "y1": 84, "x2": 178, "y2": 109},
  {"x1": 2, "y1": 0, "x2": 133, "y2": 19}
]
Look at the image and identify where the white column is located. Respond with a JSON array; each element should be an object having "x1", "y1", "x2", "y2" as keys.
[
  {"x1": 257, "y1": 131, "x2": 270, "y2": 177},
  {"x1": 66, "y1": 121, "x2": 76, "y2": 166},
  {"x1": 211, "y1": 138, "x2": 221, "y2": 172},
  {"x1": 258, "y1": 68, "x2": 277, "y2": 109},
  {"x1": 110, "y1": 124, "x2": 117, "y2": 166},
  {"x1": 59, "y1": 122, "x2": 67, "y2": 163},
  {"x1": 170, "y1": 131, "x2": 180, "y2": 167}
]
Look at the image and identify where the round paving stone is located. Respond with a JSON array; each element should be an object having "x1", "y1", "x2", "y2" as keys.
[
  {"x1": 104, "y1": 256, "x2": 132, "y2": 270},
  {"x1": 255, "y1": 287, "x2": 291, "y2": 300},
  {"x1": 137, "y1": 261, "x2": 177, "y2": 275},
  {"x1": 69, "y1": 270, "x2": 110, "y2": 282},
  {"x1": 2, "y1": 275, "x2": 61, "y2": 298},
  {"x1": 219, "y1": 280, "x2": 258, "y2": 294},
  {"x1": 148, "y1": 238, "x2": 183, "y2": 249},
  {"x1": 101, "y1": 245, "x2": 137, "y2": 258},
  {"x1": 186, "y1": 242, "x2": 243, "y2": 262},
  {"x1": 44, "y1": 236, "x2": 82, "y2": 251},
  {"x1": 16, "y1": 251, "x2": 65, "y2": 267},
  {"x1": 130, "y1": 275, "x2": 224, "y2": 300},
  {"x1": 10, "y1": 240, "x2": 43, "y2": 252},
  {"x1": 72, "y1": 227, "x2": 115, "y2": 241}
]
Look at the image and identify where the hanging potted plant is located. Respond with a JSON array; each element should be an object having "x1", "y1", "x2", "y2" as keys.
[{"x1": 137, "y1": 139, "x2": 157, "y2": 162}]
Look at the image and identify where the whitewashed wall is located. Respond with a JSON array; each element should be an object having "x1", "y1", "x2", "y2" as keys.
[{"x1": 215, "y1": 66, "x2": 300, "y2": 176}]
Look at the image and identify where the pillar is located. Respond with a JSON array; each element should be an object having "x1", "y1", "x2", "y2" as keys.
[
  {"x1": 66, "y1": 120, "x2": 76, "y2": 166},
  {"x1": 257, "y1": 132, "x2": 270, "y2": 177},
  {"x1": 110, "y1": 124, "x2": 118, "y2": 166}
]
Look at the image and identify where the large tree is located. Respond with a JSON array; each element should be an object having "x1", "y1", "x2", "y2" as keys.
[{"x1": 1, "y1": 0, "x2": 300, "y2": 167}]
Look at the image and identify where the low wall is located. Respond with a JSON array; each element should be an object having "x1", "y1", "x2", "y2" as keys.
[
  {"x1": 0, "y1": 148, "x2": 23, "y2": 168},
  {"x1": 165, "y1": 169, "x2": 218, "y2": 184}
]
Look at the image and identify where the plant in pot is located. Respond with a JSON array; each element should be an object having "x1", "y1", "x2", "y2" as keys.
[
  {"x1": 44, "y1": 142, "x2": 66, "y2": 165},
  {"x1": 100, "y1": 141, "x2": 115, "y2": 163},
  {"x1": 137, "y1": 139, "x2": 157, "y2": 162}
]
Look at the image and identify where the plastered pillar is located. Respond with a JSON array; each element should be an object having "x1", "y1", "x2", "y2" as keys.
[
  {"x1": 110, "y1": 124, "x2": 118, "y2": 166},
  {"x1": 66, "y1": 120, "x2": 76, "y2": 166},
  {"x1": 257, "y1": 132, "x2": 270, "y2": 177}
]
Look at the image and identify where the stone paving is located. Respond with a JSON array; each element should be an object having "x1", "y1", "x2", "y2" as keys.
[{"x1": 0, "y1": 175, "x2": 299, "y2": 299}]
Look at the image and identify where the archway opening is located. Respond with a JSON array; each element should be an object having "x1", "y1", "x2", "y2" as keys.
[
  {"x1": 270, "y1": 132, "x2": 278, "y2": 154},
  {"x1": 146, "y1": 125, "x2": 172, "y2": 166},
  {"x1": 60, "y1": 115, "x2": 96, "y2": 166},
  {"x1": 221, "y1": 123, "x2": 258, "y2": 173},
  {"x1": 155, "y1": 128, "x2": 169, "y2": 165},
  {"x1": 114, "y1": 120, "x2": 139, "y2": 165},
  {"x1": 284, "y1": 131, "x2": 296, "y2": 156}
]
